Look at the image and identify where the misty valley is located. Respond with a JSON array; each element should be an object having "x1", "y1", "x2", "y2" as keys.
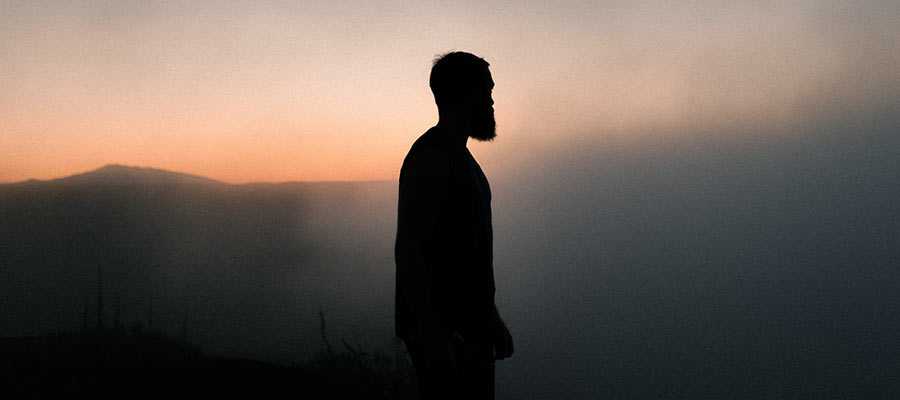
[{"x1": 3, "y1": 114, "x2": 899, "y2": 399}]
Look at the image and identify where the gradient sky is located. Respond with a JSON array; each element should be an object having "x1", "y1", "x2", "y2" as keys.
[{"x1": 2, "y1": 0, "x2": 897, "y2": 183}]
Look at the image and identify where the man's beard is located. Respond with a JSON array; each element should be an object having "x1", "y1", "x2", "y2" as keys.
[{"x1": 469, "y1": 110, "x2": 496, "y2": 141}]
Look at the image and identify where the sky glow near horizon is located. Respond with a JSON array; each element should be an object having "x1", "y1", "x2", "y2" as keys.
[{"x1": 2, "y1": 0, "x2": 897, "y2": 183}]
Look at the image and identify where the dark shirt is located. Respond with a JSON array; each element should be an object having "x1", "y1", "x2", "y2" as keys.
[{"x1": 395, "y1": 126, "x2": 496, "y2": 348}]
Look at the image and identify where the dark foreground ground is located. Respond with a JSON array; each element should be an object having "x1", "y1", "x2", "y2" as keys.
[{"x1": 1, "y1": 330, "x2": 416, "y2": 399}]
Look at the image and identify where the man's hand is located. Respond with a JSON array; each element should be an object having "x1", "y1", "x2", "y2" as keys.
[{"x1": 493, "y1": 317, "x2": 514, "y2": 360}]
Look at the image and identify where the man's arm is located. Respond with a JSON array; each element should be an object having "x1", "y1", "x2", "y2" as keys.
[{"x1": 398, "y1": 146, "x2": 457, "y2": 365}]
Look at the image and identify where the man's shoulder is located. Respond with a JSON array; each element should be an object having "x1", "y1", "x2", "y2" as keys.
[
  {"x1": 402, "y1": 128, "x2": 453, "y2": 178},
  {"x1": 408, "y1": 126, "x2": 447, "y2": 156}
]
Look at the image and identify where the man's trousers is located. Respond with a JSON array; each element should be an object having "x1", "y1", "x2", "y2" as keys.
[{"x1": 406, "y1": 336, "x2": 495, "y2": 400}]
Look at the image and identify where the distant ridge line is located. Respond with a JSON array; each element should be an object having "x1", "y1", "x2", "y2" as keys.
[{"x1": 0, "y1": 164, "x2": 395, "y2": 187}]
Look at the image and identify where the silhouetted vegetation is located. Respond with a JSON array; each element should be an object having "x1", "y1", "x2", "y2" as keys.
[
  {"x1": 300, "y1": 310, "x2": 417, "y2": 399},
  {"x1": 2, "y1": 308, "x2": 415, "y2": 399}
]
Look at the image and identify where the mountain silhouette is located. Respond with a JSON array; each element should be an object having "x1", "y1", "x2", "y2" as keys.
[
  {"x1": 59, "y1": 164, "x2": 225, "y2": 185},
  {"x1": 0, "y1": 164, "x2": 396, "y2": 362}
]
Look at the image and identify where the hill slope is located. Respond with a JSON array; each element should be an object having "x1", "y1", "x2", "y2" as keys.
[{"x1": 0, "y1": 164, "x2": 396, "y2": 362}]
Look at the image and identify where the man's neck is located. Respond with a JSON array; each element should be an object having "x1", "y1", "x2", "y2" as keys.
[{"x1": 435, "y1": 118, "x2": 469, "y2": 150}]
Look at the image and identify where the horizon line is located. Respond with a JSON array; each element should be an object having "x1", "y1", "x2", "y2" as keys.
[{"x1": 0, "y1": 163, "x2": 396, "y2": 186}]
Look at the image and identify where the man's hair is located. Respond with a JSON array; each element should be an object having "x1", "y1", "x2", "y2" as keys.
[{"x1": 429, "y1": 51, "x2": 490, "y2": 109}]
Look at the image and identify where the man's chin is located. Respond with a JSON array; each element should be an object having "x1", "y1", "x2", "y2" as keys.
[
  {"x1": 470, "y1": 132, "x2": 496, "y2": 142},
  {"x1": 470, "y1": 124, "x2": 497, "y2": 142}
]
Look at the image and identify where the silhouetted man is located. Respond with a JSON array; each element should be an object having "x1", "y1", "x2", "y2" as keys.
[{"x1": 395, "y1": 52, "x2": 514, "y2": 400}]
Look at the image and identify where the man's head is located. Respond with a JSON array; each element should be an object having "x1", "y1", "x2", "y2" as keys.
[{"x1": 430, "y1": 51, "x2": 496, "y2": 141}]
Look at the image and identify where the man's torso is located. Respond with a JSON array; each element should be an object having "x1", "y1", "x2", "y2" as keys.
[{"x1": 395, "y1": 126, "x2": 496, "y2": 343}]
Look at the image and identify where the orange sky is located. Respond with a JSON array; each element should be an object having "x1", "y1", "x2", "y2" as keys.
[{"x1": 2, "y1": 1, "x2": 894, "y2": 183}]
